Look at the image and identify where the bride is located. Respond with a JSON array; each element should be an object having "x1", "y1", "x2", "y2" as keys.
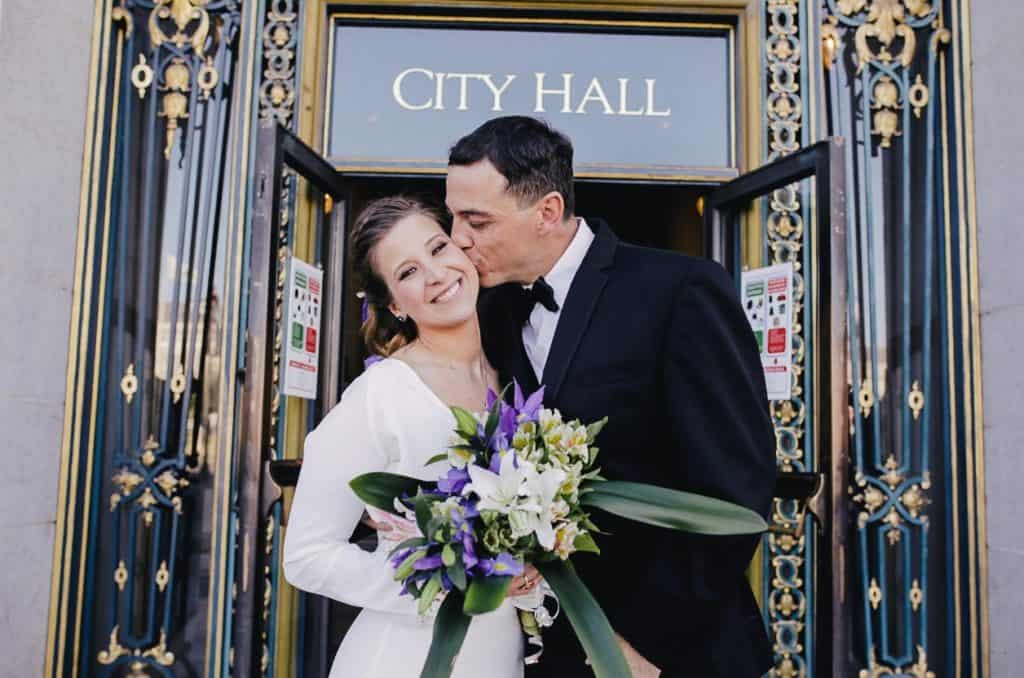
[{"x1": 283, "y1": 197, "x2": 540, "y2": 677}]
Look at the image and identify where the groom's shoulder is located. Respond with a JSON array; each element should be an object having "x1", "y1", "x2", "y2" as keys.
[{"x1": 612, "y1": 240, "x2": 720, "y2": 287}]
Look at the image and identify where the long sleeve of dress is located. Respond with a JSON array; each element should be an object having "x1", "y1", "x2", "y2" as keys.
[{"x1": 282, "y1": 369, "x2": 420, "y2": 615}]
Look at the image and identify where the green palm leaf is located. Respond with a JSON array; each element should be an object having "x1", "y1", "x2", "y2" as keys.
[
  {"x1": 420, "y1": 593, "x2": 472, "y2": 678},
  {"x1": 536, "y1": 561, "x2": 631, "y2": 677},
  {"x1": 349, "y1": 472, "x2": 422, "y2": 514},
  {"x1": 580, "y1": 481, "x2": 767, "y2": 534},
  {"x1": 462, "y1": 575, "x2": 512, "y2": 615}
]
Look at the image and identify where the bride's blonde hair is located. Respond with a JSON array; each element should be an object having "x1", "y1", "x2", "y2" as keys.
[{"x1": 350, "y1": 196, "x2": 447, "y2": 357}]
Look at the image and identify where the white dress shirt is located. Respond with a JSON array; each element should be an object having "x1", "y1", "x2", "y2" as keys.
[{"x1": 522, "y1": 218, "x2": 595, "y2": 378}]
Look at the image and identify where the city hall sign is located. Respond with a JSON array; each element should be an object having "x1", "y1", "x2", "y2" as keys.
[{"x1": 326, "y1": 17, "x2": 737, "y2": 179}]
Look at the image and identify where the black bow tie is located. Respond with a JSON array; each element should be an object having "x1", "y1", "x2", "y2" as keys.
[{"x1": 510, "y1": 277, "x2": 559, "y2": 327}]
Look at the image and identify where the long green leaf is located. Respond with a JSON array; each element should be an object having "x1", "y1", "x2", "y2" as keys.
[
  {"x1": 536, "y1": 561, "x2": 631, "y2": 677},
  {"x1": 580, "y1": 481, "x2": 767, "y2": 535},
  {"x1": 462, "y1": 575, "x2": 512, "y2": 615},
  {"x1": 420, "y1": 593, "x2": 472, "y2": 678},
  {"x1": 349, "y1": 472, "x2": 423, "y2": 514}
]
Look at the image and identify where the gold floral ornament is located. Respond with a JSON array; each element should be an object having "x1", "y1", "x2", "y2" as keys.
[
  {"x1": 158, "y1": 59, "x2": 190, "y2": 159},
  {"x1": 149, "y1": 0, "x2": 211, "y2": 55},
  {"x1": 871, "y1": 76, "x2": 902, "y2": 149}
]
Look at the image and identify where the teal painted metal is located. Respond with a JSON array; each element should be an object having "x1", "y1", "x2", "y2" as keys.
[{"x1": 820, "y1": 0, "x2": 979, "y2": 675}]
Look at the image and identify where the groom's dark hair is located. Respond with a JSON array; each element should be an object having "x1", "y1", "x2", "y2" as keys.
[{"x1": 448, "y1": 116, "x2": 575, "y2": 218}]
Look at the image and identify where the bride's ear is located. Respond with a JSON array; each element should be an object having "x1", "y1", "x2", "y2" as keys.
[{"x1": 388, "y1": 302, "x2": 407, "y2": 322}]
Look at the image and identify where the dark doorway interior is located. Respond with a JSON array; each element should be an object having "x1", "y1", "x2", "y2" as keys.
[{"x1": 337, "y1": 175, "x2": 707, "y2": 381}]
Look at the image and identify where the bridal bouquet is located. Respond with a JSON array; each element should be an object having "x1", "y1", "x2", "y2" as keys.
[{"x1": 351, "y1": 383, "x2": 766, "y2": 678}]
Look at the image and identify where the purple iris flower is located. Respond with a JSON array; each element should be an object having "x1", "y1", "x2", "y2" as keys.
[
  {"x1": 461, "y1": 532, "x2": 478, "y2": 569},
  {"x1": 390, "y1": 548, "x2": 412, "y2": 568},
  {"x1": 413, "y1": 554, "x2": 444, "y2": 571},
  {"x1": 486, "y1": 388, "x2": 499, "y2": 411},
  {"x1": 499, "y1": 404, "x2": 518, "y2": 440},
  {"x1": 517, "y1": 383, "x2": 545, "y2": 423},
  {"x1": 441, "y1": 571, "x2": 453, "y2": 591},
  {"x1": 479, "y1": 553, "x2": 523, "y2": 577},
  {"x1": 488, "y1": 450, "x2": 503, "y2": 473},
  {"x1": 437, "y1": 467, "x2": 470, "y2": 495}
]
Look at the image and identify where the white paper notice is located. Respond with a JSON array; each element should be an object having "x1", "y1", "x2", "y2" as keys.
[
  {"x1": 282, "y1": 257, "x2": 323, "y2": 399},
  {"x1": 741, "y1": 262, "x2": 794, "y2": 401}
]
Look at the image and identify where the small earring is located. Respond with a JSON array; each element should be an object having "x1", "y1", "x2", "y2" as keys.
[{"x1": 395, "y1": 312, "x2": 407, "y2": 322}]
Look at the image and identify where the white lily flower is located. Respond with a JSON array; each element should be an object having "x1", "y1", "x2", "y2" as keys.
[
  {"x1": 465, "y1": 453, "x2": 527, "y2": 514},
  {"x1": 464, "y1": 453, "x2": 566, "y2": 551}
]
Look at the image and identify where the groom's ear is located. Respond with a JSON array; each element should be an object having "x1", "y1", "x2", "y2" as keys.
[{"x1": 535, "y1": 191, "x2": 566, "y2": 235}]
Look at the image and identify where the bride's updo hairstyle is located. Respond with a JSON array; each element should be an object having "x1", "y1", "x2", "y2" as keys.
[{"x1": 350, "y1": 196, "x2": 447, "y2": 357}]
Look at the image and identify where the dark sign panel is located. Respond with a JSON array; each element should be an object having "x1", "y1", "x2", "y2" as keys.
[{"x1": 326, "y1": 17, "x2": 736, "y2": 179}]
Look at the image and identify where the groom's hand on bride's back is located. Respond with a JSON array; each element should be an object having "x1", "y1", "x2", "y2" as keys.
[{"x1": 583, "y1": 633, "x2": 662, "y2": 677}]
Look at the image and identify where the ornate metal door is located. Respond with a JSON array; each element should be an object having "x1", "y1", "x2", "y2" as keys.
[
  {"x1": 232, "y1": 121, "x2": 350, "y2": 676},
  {"x1": 704, "y1": 138, "x2": 852, "y2": 677}
]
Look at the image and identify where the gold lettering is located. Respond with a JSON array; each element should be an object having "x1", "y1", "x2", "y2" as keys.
[
  {"x1": 645, "y1": 78, "x2": 671, "y2": 117},
  {"x1": 392, "y1": 68, "x2": 434, "y2": 111},
  {"x1": 480, "y1": 74, "x2": 517, "y2": 112},
  {"x1": 535, "y1": 73, "x2": 573, "y2": 114},
  {"x1": 575, "y1": 77, "x2": 614, "y2": 115},
  {"x1": 617, "y1": 78, "x2": 645, "y2": 116}
]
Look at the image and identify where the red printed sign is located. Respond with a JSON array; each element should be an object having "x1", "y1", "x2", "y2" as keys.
[{"x1": 767, "y1": 328, "x2": 787, "y2": 354}]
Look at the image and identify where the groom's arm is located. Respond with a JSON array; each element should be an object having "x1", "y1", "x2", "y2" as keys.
[
  {"x1": 622, "y1": 258, "x2": 776, "y2": 670},
  {"x1": 662, "y1": 258, "x2": 776, "y2": 574}
]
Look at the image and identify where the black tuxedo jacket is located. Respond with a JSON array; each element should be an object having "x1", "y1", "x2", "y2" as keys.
[{"x1": 480, "y1": 220, "x2": 776, "y2": 677}]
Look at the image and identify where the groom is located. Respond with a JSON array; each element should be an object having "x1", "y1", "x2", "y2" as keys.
[{"x1": 446, "y1": 116, "x2": 776, "y2": 677}]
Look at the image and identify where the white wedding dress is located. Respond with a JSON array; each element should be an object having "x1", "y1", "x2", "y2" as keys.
[{"x1": 283, "y1": 358, "x2": 525, "y2": 678}]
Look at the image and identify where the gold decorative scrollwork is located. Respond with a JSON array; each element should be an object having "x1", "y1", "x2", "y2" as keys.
[
  {"x1": 112, "y1": 468, "x2": 144, "y2": 500},
  {"x1": 158, "y1": 58, "x2": 190, "y2": 159},
  {"x1": 141, "y1": 434, "x2": 159, "y2": 467},
  {"x1": 259, "y1": 0, "x2": 298, "y2": 125},
  {"x1": 97, "y1": 625, "x2": 130, "y2": 664},
  {"x1": 835, "y1": 0, "x2": 932, "y2": 72},
  {"x1": 880, "y1": 454, "x2": 903, "y2": 489},
  {"x1": 143, "y1": 629, "x2": 175, "y2": 665},
  {"x1": 114, "y1": 561, "x2": 128, "y2": 592},
  {"x1": 859, "y1": 378, "x2": 875, "y2": 417},
  {"x1": 198, "y1": 57, "x2": 218, "y2": 99},
  {"x1": 130, "y1": 54, "x2": 153, "y2": 99},
  {"x1": 156, "y1": 560, "x2": 170, "y2": 592},
  {"x1": 869, "y1": 578, "x2": 882, "y2": 610},
  {"x1": 871, "y1": 76, "x2": 902, "y2": 149},
  {"x1": 98, "y1": 626, "x2": 175, "y2": 669},
  {"x1": 910, "y1": 579, "x2": 923, "y2": 611},
  {"x1": 908, "y1": 380, "x2": 925, "y2": 420},
  {"x1": 859, "y1": 647, "x2": 935, "y2": 678},
  {"x1": 149, "y1": 0, "x2": 211, "y2": 56},
  {"x1": 882, "y1": 507, "x2": 903, "y2": 545},
  {"x1": 170, "y1": 363, "x2": 187, "y2": 403},
  {"x1": 764, "y1": 4, "x2": 811, "y2": 676},
  {"x1": 908, "y1": 75, "x2": 929, "y2": 118},
  {"x1": 112, "y1": 1, "x2": 134, "y2": 38},
  {"x1": 120, "y1": 363, "x2": 139, "y2": 403}
]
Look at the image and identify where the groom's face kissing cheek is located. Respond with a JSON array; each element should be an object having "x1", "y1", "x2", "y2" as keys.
[
  {"x1": 371, "y1": 213, "x2": 480, "y2": 330},
  {"x1": 446, "y1": 160, "x2": 543, "y2": 287}
]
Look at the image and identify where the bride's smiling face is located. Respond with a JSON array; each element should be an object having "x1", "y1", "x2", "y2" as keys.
[{"x1": 372, "y1": 212, "x2": 479, "y2": 331}]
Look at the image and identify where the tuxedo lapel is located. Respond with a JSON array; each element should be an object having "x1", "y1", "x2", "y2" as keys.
[
  {"x1": 541, "y1": 221, "x2": 618, "y2": 402},
  {"x1": 508, "y1": 327, "x2": 540, "y2": 394}
]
